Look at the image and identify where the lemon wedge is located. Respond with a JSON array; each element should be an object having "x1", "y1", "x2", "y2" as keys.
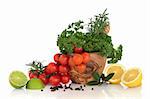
[
  {"x1": 104, "y1": 64, "x2": 125, "y2": 84},
  {"x1": 121, "y1": 67, "x2": 142, "y2": 88}
]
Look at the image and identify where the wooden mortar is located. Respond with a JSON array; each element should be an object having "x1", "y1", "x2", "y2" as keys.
[{"x1": 69, "y1": 53, "x2": 106, "y2": 84}]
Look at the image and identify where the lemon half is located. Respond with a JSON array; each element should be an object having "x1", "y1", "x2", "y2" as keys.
[
  {"x1": 121, "y1": 67, "x2": 142, "y2": 88},
  {"x1": 104, "y1": 64, "x2": 125, "y2": 84}
]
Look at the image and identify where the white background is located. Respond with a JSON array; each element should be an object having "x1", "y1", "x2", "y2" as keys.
[{"x1": 0, "y1": 0, "x2": 149, "y2": 99}]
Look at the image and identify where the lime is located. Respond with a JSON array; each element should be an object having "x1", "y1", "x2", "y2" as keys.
[
  {"x1": 9, "y1": 70, "x2": 28, "y2": 89},
  {"x1": 26, "y1": 78, "x2": 45, "y2": 90}
]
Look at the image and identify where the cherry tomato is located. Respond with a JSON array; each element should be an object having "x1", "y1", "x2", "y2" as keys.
[
  {"x1": 49, "y1": 75, "x2": 61, "y2": 86},
  {"x1": 59, "y1": 72, "x2": 69, "y2": 76},
  {"x1": 61, "y1": 75, "x2": 70, "y2": 84},
  {"x1": 76, "y1": 64, "x2": 86, "y2": 73},
  {"x1": 68, "y1": 57, "x2": 75, "y2": 69},
  {"x1": 38, "y1": 73, "x2": 49, "y2": 85},
  {"x1": 29, "y1": 70, "x2": 38, "y2": 79},
  {"x1": 59, "y1": 65, "x2": 68, "y2": 73},
  {"x1": 73, "y1": 54, "x2": 83, "y2": 65},
  {"x1": 54, "y1": 53, "x2": 61, "y2": 63},
  {"x1": 59, "y1": 54, "x2": 69, "y2": 65},
  {"x1": 45, "y1": 62, "x2": 58, "y2": 74},
  {"x1": 82, "y1": 52, "x2": 90, "y2": 64},
  {"x1": 74, "y1": 47, "x2": 83, "y2": 53}
]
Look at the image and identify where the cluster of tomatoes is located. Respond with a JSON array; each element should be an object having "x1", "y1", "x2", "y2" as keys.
[
  {"x1": 28, "y1": 54, "x2": 70, "y2": 86},
  {"x1": 28, "y1": 47, "x2": 90, "y2": 86},
  {"x1": 69, "y1": 52, "x2": 90, "y2": 74}
]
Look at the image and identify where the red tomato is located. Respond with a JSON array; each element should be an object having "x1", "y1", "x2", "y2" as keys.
[
  {"x1": 61, "y1": 75, "x2": 70, "y2": 84},
  {"x1": 29, "y1": 71, "x2": 38, "y2": 79},
  {"x1": 74, "y1": 47, "x2": 83, "y2": 53},
  {"x1": 59, "y1": 72, "x2": 69, "y2": 76},
  {"x1": 59, "y1": 54, "x2": 69, "y2": 65},
  {"x1": 68, "y1": 57, "x2": 75, "y2": 69},
  {"x1": 76, "y1": 64, "x2": 86, "y2": 73},
  {"x1": 54, "y1": 53, "x2": 61, "y2": 63},
  {"x1": 59, "y1": 65, "x2": 68, "y2": 73},
  {"x1": 49, "y1": 75, "x2": 61, "y2": 86},
  {"x1": 45, "y1": 62, "x2": 58, "y2": 74},
  {"x1": 38, "y1": 73, "x2": 49, "y2": 85},
  {"x1": 73, "y1": 54, "x2": 83, "y2": 65},
  {"x1": 82, "y1": 52, "x2": 90, "y2": 64}
]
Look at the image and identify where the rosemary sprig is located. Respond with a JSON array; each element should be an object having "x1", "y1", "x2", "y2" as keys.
[{"x1": 88, "y1": 8, "x2": 109, "y2": 34}]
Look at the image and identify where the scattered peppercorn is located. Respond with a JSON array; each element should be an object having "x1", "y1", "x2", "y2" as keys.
[
  {"x1": 64, "y1": 85, "x2": 67, "y2": 88},
  {"x1": 51, "y1": 89, "x2": 56, "y2": 92},
  {"x1": 58, "y1": 85, "x2": 63, "y2": 89},
  {"x1": 49, "y1": 84, "x2": 95, "y2": 92},
  {"x1": 41, "y1": 89, "x2": 43, "y2": 91},
  {"x1": 50, "y1": 86, "x2": 60, "y2": 92},
  {"x1": 69, "y1": 84, "x2": 71, "y2": 87},
  {"x1": 75, "y1": 88, "x2": 81, "y2": 90}
]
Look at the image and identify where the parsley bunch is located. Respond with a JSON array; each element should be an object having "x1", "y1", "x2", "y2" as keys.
[
  {"x1": 57, "y1": 9, "x2": 123, "y2": 63},
  {"x1": 57, "y1": 20, "x2": 85, "y2": 54}
]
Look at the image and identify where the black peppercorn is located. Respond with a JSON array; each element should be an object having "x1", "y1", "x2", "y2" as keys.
[{"x1": 75, "y1": 88, "x2": 81, "y2": 90}]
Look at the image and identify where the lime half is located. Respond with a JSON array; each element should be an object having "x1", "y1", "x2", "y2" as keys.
[
  {"x1": 9, "y1": 71, "x2": 28, "y2": 89},
  {"x1": 26, "y1": 78, "x2": 45, "y2": 90}
]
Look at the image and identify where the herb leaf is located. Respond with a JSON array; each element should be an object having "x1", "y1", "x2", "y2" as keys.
[
  {"x1": 87, "y1": 81, "x2": 99, "y2": 86},
  {"x1": 98, "y1": 82, "x2": 103, "y2": 86},
  {"x1": 87, "y1": 72, "x2": 115, "y2": 86},
  {"x1": 105, "y1": 73, "x2": 115, "y2": 81},
  {"x1": 92, "y1": 72, "x2": 100, "y2": 81},
  {"x1": 100, "y1": 74, "x2": 105, "y2": 81}
]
